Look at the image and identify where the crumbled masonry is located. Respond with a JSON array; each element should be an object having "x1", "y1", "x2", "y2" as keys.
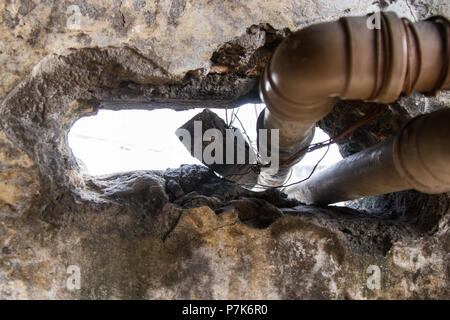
[{"x1": 177, "y1": 109, "x2": 259, "y2": 186}]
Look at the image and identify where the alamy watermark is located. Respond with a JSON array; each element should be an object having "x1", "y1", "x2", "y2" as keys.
[
  {"x1": 66, "y1": 265, "x2": 81, "y2": 290},
  {"x1": 366, "y1": 265, "x2": 381, "y2": 290},
  {"x1": 66, "y1": 5, "x2": 82, "y2": 30},
  {"x1": 367, "y1": 11, "x2": 382, "y2": 30}
]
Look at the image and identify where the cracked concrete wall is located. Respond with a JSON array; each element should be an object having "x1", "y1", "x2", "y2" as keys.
[
  {"x1": 0, "y1": 0, "x2": 449, "y2": 299},
  {"x1": 2, "y1": 0, "x2": 448, "y2": 97},
  {"x1": 1, "y1": 165, "x2": 449, "y2": 299}
]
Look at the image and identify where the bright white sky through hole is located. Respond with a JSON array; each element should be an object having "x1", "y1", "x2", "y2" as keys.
[{"x1": 68, "y1": 104, "x2": 343, "y2": 184}]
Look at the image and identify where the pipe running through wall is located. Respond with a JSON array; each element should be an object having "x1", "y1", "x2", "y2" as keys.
[
  {"x1": 257, "y1": 12, "x2": 450, "y2": 193},
  {"x1": 286, "y1": 108, "x2": 450, "y2": 204}
]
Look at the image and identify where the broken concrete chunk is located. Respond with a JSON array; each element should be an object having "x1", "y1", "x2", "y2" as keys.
[{"x1": 176, "y1": 109, "x2": 260, "y2": 187}]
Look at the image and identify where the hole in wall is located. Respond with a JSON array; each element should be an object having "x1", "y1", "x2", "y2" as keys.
[{"x1": 68, "y1": 104, "x2": 343, "y2": 178}]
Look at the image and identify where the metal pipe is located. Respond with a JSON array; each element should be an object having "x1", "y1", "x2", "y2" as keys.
[
  {"x1": 257, "y1": 12, "x2": 450, "y2": 186},
  {"x1": 287, "y1": 108, "x2": 450, "y2": 205}
]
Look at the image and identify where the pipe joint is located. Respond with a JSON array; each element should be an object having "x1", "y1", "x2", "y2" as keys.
[
  {"x1": 258, "y1": 11, "x2": 450, "y2": 189},
  {"x1": 393, "y1": 109, "x2": 450, "y2": 194},
  {"x1": 261, "y1": 12, "x2": 450, "y2": 122},
  {"x1": 340, "y1": 12, "x2": 409, "y2": 102}
]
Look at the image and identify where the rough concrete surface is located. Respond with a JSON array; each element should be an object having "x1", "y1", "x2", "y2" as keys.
[{"x1": 0, "y1": 0, "x2": 449, "y2": 299}]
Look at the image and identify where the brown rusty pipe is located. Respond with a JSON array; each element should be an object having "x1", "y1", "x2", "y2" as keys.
[
  {"x1": 287, "y1": 108, "x2": 450, "y2": 205},
  {"x1": 257, "y1": 12, "x2": 450, "y2": 186}
]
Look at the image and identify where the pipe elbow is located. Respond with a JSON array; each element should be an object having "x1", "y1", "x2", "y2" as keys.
[
  {"x1": 258, "y1": 11, "x2": 450, "y2": 190},
  {"x1": 261, "y1": 12, "x2": 450, "y2": 122},
  {"x1": 260, "y1": 20, "x2": 346, "y2": 122}
]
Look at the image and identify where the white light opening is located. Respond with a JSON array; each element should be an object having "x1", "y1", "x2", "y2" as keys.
[{"x1": 68, "y1": 104, "x2": 343, "y2": 178}]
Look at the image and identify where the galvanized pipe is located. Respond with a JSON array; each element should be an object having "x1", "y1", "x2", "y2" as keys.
[
  {"x1": 258, "y1": 12, "x2": 450, "y2": 186},
  {"x1": 287, "y1": 108, "x2": 450, "y2": 205}
]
